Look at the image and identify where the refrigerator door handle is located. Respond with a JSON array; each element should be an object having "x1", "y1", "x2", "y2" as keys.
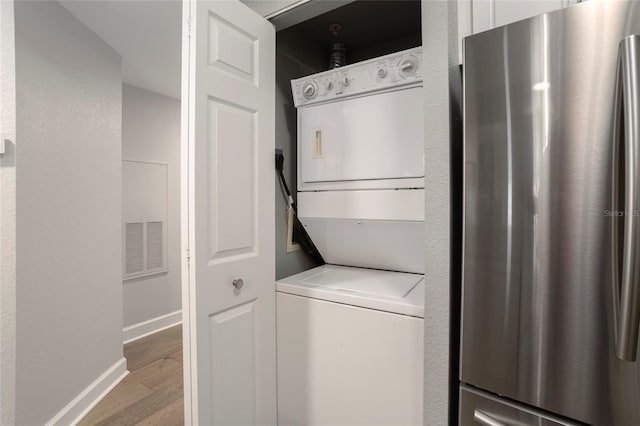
[
  {"x1": 613, "y1": 34, "x2": 640, "y2": 362},
  {"x1": 473, "y1": 410, "x2": 507, "y2": 426}
]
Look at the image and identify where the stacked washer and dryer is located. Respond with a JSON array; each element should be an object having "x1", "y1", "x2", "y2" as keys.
[{"x1": 276, "y1": 47, "x2": 425, "y2": 426}]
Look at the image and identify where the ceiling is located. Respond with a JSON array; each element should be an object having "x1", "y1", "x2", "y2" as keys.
[
  {"x1": 60, "y1": 0, "x2": 182, "y2": 100},
  {"x1": 58, "y1": 0, "x2": 419, "y2": 100}
]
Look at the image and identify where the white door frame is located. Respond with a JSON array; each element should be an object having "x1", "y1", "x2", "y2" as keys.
[{"x1": 179, "y1": 1, "x2": 194, "y2": 422}]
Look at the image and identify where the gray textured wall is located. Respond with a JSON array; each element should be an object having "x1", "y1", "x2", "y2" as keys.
[
  {"x1": 14, "y1": 2, "x2": 124, "y2": 424},
  {"x1": 274, "y1": 35, "x2": 324, "y2": 280},
  {"x1": 422, "y1": 0, "x2": 461, "y2": 424}
]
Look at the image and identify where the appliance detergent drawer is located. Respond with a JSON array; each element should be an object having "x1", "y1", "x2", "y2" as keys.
[
  {"x1": 459, "y1": 386, "x2": 578, "y2": 426},
  {"x1": 298, "y1": 86, "x2": 423, "y2": 183}
]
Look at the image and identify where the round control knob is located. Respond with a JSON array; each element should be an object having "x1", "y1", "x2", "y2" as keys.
[
  {"x1": 398, "y1": 57, "x2": 418, "y2": 77},
  {"x1": 342, "y1": 76, "x2": 350, "y2": 87},
  {"x1": 326, "y1": 81, "x2": 334, "y2": 91},
  {"x1": 302, "y1": 82, "x2": 317, "y2": 99},
  {"x1": 378, "y1": 68, "x2": 387, "y2": 78}
]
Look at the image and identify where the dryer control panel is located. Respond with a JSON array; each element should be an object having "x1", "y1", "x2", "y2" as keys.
[{"x1": 291, "y1": 47, "x2": 422, "y2": 107}]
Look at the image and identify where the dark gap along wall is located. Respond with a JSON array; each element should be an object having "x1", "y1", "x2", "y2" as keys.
[{"x1": 274, "y1": 31, "x2": 325, "y2": 280}]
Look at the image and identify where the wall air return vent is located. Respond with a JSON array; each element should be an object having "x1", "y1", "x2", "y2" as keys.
[
  {"x1": 122, "y1": 160, "x2": 168, "y2": 280},
  {"x1": 125, "y1": 222, "x2": 144, "y2": 274}
]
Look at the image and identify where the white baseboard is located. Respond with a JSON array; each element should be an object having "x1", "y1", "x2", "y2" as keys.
[
  {"x1": 46, "y1": 357, "x2": 128, "y2": 426},
  {"x1": 123, "y1": 310, "x2": 182, "y2": 344}
]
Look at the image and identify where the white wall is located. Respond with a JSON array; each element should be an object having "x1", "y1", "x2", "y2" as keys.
[
  {"x1": 422, "y1": 0, "x2": 460, "y2": 423},
  {"x1": 122, "y1": 84, "x2": 181, "y2": 328},
  {"x1": 13, "y1": 2, "x2": 124, "y2": 424}
]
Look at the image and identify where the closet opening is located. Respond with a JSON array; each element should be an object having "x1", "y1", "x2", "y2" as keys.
[{"x1": 273, "y1": 1, "x2": 426, "y2": 424}]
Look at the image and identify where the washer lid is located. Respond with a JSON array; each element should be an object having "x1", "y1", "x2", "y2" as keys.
[
  {"x1": 277, "y1": 265, "x2": 425, "y2": 318},
  {"x1": 301, "y1": 267, "x2": 421, "y2": 299}
]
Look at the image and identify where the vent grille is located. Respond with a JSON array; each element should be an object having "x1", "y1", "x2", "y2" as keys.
[
  {"x1": 125, "y1": 222, "x2": 144, "y2": 274},
  {"x1": 146, "y1": 221, "x2": 163, "y2": 270},
  {"x1": 122, "y1": 160, "x2": 168, "y2": 280}
]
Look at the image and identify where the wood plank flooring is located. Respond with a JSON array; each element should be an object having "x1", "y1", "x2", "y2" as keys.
[{"x1": 79, "y1": 325, "x2": 184, "y2": 426}]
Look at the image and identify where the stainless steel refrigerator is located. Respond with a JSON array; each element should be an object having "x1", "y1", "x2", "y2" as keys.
[{"x1": 461, "y1": 1, "x2": 640, "y2": 425}]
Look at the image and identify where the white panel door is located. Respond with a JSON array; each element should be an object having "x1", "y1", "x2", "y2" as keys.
[{"x1": 181, "y1": 1, "x2": 275, "y2": 425}]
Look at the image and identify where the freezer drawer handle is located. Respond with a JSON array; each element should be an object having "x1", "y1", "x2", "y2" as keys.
[
  {"x1": 473, "y1": 409, "x2": 507, "y2": 426},
  {"x1": 612, "y1": 34, "x2": 640, "y2": 362}
]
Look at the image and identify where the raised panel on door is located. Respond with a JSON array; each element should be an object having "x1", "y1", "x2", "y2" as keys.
[
  {"x1": 470, "y1": 0, "x2": 574, "y2": 34},
  {"x1": 208, "y1": 13, "x2": 257, "y2": 84},
  {"x1": 209, "y1": 302, "x2": 258, "y2": 425},
  {"x1": 471, "y1": 0, "x2": 493, "y2": 33},
  {"x1": 207, "y1": 99, "x2": 256, "y2": 262},
  {"x1": 182, "y1": 1, "x2": 275, "y2": 425},
  {"x1": 493, "y1": 0, "x2": 564, "y2": 27}
]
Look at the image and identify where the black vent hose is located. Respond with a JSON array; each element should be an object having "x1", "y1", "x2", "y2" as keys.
[{"x1": 275, "y1": 152, "x2": 324, "y2": 262}]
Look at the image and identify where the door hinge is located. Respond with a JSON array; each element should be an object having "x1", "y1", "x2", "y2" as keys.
[
  {"x1": 186, "y1": 17, "x2": 191, "y2": 38},
  {"x1": 186, "y1": 248, "x2": 191, "y2": 268},
  {"x1": 0, "y1": 135, "x2": 10, "y2": 156}
]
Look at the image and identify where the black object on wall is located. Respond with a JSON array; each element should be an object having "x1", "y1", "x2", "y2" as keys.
[{"x1": 275, "y1": 149, "x2": 325, "y2": 264}]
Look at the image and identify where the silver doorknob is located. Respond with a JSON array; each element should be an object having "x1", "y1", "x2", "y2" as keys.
[{"x1": 232, "y1": 279, "x2": 244, "y2": 289}]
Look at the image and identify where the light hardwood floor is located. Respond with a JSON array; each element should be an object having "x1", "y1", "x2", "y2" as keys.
[{"x1": 79, "y1": 325, "x2": 184, "y2": 426}]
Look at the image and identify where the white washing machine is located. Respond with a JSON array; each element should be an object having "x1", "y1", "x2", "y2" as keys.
[
  {"x1": 277, "y1": 265, "x2": 424, "y2": 426},
  {"x1": 277, "y1": 47, "x2": 425, "y2": 426}
]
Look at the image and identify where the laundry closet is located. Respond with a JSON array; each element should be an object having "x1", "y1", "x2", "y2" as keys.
[{"x1": 273, "y1": 2, "x2": 425, "y2": 424}]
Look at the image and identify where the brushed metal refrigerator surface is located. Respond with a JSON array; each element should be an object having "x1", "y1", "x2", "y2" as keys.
[{"x1": 461, "y1": 1, "x2": 640, "y2": 425}]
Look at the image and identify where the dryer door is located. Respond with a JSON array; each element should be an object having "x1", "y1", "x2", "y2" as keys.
[{"x1": 298, "y1": 86, "x2": 424, "y2": 184}]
